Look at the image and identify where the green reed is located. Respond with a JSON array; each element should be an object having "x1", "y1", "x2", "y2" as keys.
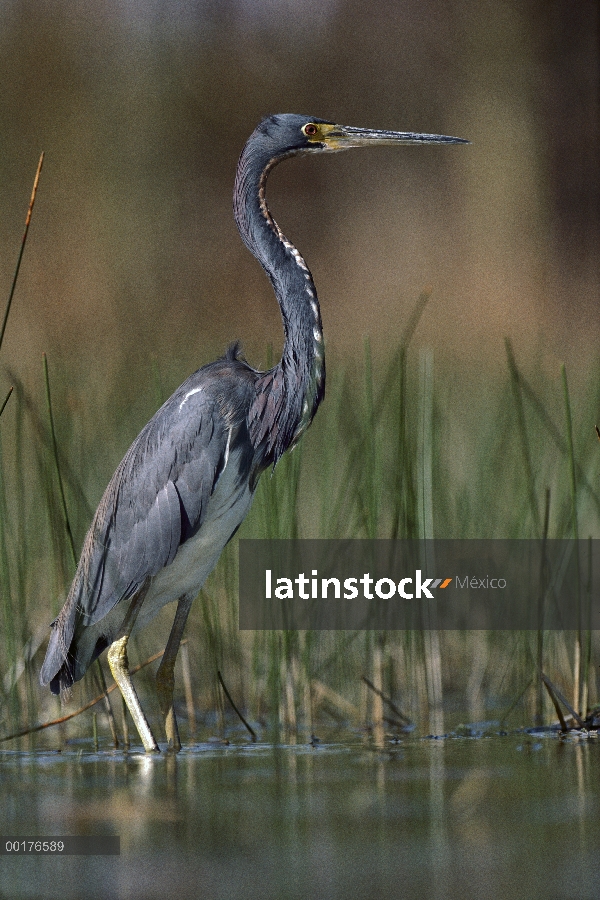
[{"x1": 1, "y1": 297, "x2": 600, "y2": 747}]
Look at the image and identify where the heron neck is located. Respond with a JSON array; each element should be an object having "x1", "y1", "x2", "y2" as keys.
[{"x1": 234, "y1": 147, "x2": 325, "y2": 461}]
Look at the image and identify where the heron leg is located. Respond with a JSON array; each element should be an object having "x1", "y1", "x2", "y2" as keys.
[
  {"x1": 156, "y1": 594, "x2": 194, "y2": 752},
  {"x1": 107, "y1": 583, "x2": 159, "y2": 753}
]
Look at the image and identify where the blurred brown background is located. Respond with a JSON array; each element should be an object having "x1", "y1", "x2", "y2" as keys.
[{"x1": 0, "y1": 0, "x2": 598, "y2": 405}]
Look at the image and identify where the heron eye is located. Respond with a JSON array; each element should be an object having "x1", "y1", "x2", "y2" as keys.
[{"x1": 303, "y1": 123, "x2": 318, "y2": 137}]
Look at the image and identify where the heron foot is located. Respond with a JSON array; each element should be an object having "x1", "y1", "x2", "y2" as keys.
[
  {"x1": 108, "y1": 635, "x2": 160, "y2": 753},
  {"x1": 164, "y1": 708, "x2": 181, "y2": 754}
]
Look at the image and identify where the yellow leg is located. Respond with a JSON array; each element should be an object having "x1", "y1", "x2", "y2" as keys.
[
  {"x1": 156, "y1": 594, "x2": 194, "y2": 752},
  {"x1": 108, "y1": 636, "x2": 159, "y2": 752},
  {"x1": 107, "y1": 583, "x2": 159, "y2": 753}
]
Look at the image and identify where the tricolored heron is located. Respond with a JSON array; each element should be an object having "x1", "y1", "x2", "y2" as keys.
[{"x1": 40, "y1": 114, "x2": 467, "y2": 752}]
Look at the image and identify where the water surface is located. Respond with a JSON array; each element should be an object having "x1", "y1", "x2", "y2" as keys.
[{"x1": 1, "y1": 733, "x2": 598, "y2": 900}]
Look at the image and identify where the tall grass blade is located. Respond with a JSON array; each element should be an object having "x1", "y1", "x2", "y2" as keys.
[
  {"x1": 581, "y1": 536, "x2": 592, "y2": 714},
  {"x1": 561, "y1": 363, "x2": 582, "y2": 712},
  {"x1": 535, "y1": 488, "x2": 551, "y2": 724},
  {"x1": 0, "y1": 428, "x2": 20, "y2": 732},
  {"x1": 417, "y1": 349, "x2": 434, "y2": 542},
  {"x1": 561, "y1": 364, "x2": 580, "y2": 542},
  {"x1": 42, "y1": 352, "x2": 77, "y2": 567},
  {"x1": 6, "y1": 368, "x2": 93, "y2": 520},
  {"x1": 362, "y1": 336, "x2": 379, "y2": 539},
  {"x1": 417, "y1": 348, "x2": 443, "y2": 734},
  {"x1": 505, "y1": 338, "x2": 541, "y2": 536},
  {"x1": 0, "y1": 387, "x2": 13, "y2": 418},
  {"x1": 0, "y1": 153, "x2": 45, "y2": 354}
]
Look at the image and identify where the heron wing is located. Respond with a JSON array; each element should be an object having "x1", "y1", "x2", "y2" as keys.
[{"x1": 76, "y1": 367, "x2": 251, "y2": 626}]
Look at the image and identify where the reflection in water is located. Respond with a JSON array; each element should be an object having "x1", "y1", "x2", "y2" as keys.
[
  {"x1": 1, "y1": 735, "x2": 599, "y2": 900},
  {"x1": 429, "y1": 745, "x2": 449, "y2": 900}
]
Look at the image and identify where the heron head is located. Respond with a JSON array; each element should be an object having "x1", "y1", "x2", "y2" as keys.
[{"x1": 256, "y1": 113, "x2": 468, "y2": 159}]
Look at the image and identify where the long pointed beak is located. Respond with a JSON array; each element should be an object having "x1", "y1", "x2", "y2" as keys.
[{"x1": 324, "y1": 125, "x2": 469, "y2": 150}]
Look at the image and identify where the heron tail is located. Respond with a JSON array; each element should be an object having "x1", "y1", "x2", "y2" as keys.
[{"x1": 39, "y1": 590, "x2": 79, "y2": 693}]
